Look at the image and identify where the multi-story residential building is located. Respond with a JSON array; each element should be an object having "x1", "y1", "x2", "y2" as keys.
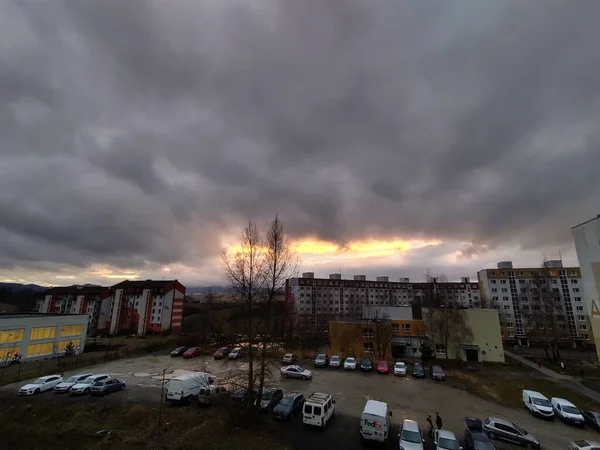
[
  {"x1": 100, "y1": 279, "x2": 186, "y2": 336},
  {"x1": 285, "y1": 273, "x2": 481, "y2": 335},
  {"x1": 37, "y1": 285, "x2": 107, "y2": 335},
  {"x1": 572, "y1": 214, "x2": 600, "y2": 360},
  {"x1": 36, "y1": 279, "x2": 186, "y2": 336},
  {"x1": 477, "y1": 261, "x2": 587, "y2": 347}
]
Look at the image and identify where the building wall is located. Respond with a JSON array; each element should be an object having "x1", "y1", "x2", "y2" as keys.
[
  {"x1": 573, "y1": 217, "x2": 600, "y2": 361},
  {"x1": 461, "y1": 309, "x2": 505, "y2": 363},
  {"x1": 0, "y1": 314, "x2": 89, "y2": 362}
]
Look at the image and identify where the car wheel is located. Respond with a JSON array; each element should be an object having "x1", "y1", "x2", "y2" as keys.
[
  {"x1": 84, "y1": 388, "x2": 90, "y2": 394},
  {"x1": 524, "y1": 443, "x2": 532, "y2": 449},
  {"x1": 120, "y1": 384, "x2": 125, "y2": 390},
  {"x1": 283, "y1": 373, "x2": 288, "y2": 378},
  {"x1": 487, "y1": 432, "x2": 495, "y2": 440},
  {"x1": 301, "y1": 375, "x2": 307, "y2": 380},
  {"x1": 34, "y1": 388, "x2": 40, "y2": 395}
]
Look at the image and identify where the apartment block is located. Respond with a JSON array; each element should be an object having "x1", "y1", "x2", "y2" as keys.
[
  {"x1": 101, "y1": 279, "x2": 186, "y2": 336},
  {"x1": 572, "y1": 214, "x2": 600, "y2": 360},
  {"x1": 285, "y1": 272, "x2": 480, "y2": 334},
  {"x1": 37, "y1": 285, "x2": 107, "y2": 334},
  {"x1": 477, "y1": 261, "x2": 587, "y2": 347}
]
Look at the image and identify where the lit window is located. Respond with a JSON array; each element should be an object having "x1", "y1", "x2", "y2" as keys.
[
  {"x1": 0, "y1": 346, "x2": 21, "y2": 359},
  {"x1": 27, "y1": 342, "x2": 55, "y2": 357},
  {"x1": 30, "y1": 327, "x2": 56, "y2": 340},
  {"x1": 60, "y1": 324, "x2": 84, "y2": 337},
  {"x1": 58, "y1": 339, "x2": 80, "y2": 352},
  {"x1": 0, "y1": 329, "x2": 24, "y2": 343}
]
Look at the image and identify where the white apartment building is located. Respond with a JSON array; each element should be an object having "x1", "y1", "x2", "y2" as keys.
[
  {"x1": 572, "y1": 214, "x2": 600, "y2": 359},
  {"x1": 478, "y1": 261, "x2": 587, "y2": 347},
  {"x1": 285, "y1": 273, "x2": 480, "y2": 333}
]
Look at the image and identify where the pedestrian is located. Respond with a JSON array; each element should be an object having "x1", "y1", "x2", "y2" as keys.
[
  {"x1": 536, "y1": 358, "x2": 542, "y2": 368},
  {"x1": 426, "y1": 415, "x2": 434, "y2": 439},
  {"x1": 436, "y1": 412, "x2": 443, "y2": 429}
]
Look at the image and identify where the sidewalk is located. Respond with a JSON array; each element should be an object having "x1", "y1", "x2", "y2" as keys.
[{"x1": 505, "y1": 350, "x2": 600, "y2": 403}]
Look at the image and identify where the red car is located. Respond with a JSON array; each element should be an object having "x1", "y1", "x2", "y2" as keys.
[
  {"x1": 183, "y1": 347, "x2": 202, "y2": 359},
  {"x1": 377, "y1": 361, "x2": 389, "y2": 374}
]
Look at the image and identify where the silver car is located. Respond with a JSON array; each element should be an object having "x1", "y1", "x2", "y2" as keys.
[
  {"x1": 483, "y1": 417, "x2": 540, "y2": 448},
  {"x1": 399, "y1": 419, "x2": 424, "y2": 450},
  {"x1": 329, "y1": 355, "x2": 341, "y2": 368},
  {"x1": 280, "y1": 365, "x2": 312, "y2": 380}
]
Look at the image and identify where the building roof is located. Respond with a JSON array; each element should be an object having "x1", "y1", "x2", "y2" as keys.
[
  {"x1": 0, "y1": 312, "x2": 88, "y2": 319},
  {"x1": 363, "y1": 399, "x2": 388, "y2": 417},
  {"x1": 363, "y1": 306, "x2": 414, "y2": 321},
  {"x1": 572, "y1": 214, "x2": 600, "y2": 229},
  {"x1": 111, "y1": 279, "x2": 177, "y2": 289},
  {"x1": 43, "y1": 285, "x2": 107, "y2": 295}
]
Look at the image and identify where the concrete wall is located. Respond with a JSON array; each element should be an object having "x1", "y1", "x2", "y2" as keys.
[
  {"x1": 462, "y1": 309, "x2": 505, "y2": 362},
  {"x1": 573, "y1": 217, "x2": 600, "y2": 361},
  {"x1": 0, "y1": 314, "x2": 89, "y2": 362}
]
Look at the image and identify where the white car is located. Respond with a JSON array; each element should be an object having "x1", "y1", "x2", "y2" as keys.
[
  {"x1": 280, "y1": 365, "x2": 312, "y2": 380},
  {"x1": 329, "y1": 355, "x2": 341, "y2": 368},
  {"x1": 551, "y1": 397, "x2": 585, "y2": 426},
  {"x1": 70, "y1": 374, "x2": 110, "y2": 395},
  {"x1": 393, "y1": 361, "x2": 407, "y2": 376},
  {"x1": 569, "y1": 440, "x2": 600, "y2": 450},
  {"x1": 399, "y1": 419, "x2": 424, "y2": 450},
  {"x1": 344, "y1": 357, "x2": 357, "y2": 370},
  {"x1": 18, "y1": 375, "x2": 63, "y2": 395},
  {"x1": 53, "y1": 373, "x2": 94, "y2": 393},
  {"x1": 434, "y1": 429, "x2": 461, "y2": 450}
]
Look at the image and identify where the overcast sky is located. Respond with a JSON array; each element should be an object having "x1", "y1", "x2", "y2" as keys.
[{"x1": 1, "y1": 0, "x2": 599, "y2": 287}]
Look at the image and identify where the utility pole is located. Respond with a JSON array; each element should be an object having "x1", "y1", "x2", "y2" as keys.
[{"x1": 157, "y1": 365, "x2": 171, "y2": 438}]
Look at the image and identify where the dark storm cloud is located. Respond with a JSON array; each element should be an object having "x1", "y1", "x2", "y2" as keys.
[{"x1": 1, "y1": 0, "x2": 600, "y2": 273}]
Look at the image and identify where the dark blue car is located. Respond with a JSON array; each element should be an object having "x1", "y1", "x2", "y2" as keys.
[
  {"x1": 360, "y1": 358, "x2": 373, "y2": 372},
  {"x1": 273, "y1": 392, "x2": 305, "y2": 420}
]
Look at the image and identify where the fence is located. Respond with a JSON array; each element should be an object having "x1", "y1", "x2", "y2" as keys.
[{"x1": 0, "y1": 338, "x2": 192, "y2": 386}]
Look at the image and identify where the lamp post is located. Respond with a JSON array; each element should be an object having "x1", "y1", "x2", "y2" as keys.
[{"x1": 157, "y1": 365, "x2": 171, "y2": 438}]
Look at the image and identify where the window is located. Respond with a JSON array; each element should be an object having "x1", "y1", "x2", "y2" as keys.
[
  {"x1": 508, "y1": 333, "x2": 515, "y2": 338},
  {"x1": 363, "y1": 327, "x2": 374, "y2": 338},
  {"x1": 575, "y1": 297, "x2": 582, "y2": 302},
  {"x1": 576, "y1": 306, "x2": 584, "y2": 312},
  {"x1": 503, "y1": 297, "x2": 509, "y2": 301},
  {"x1": 489, "y1": 272, "x2": 496, "y2": 277},
  {"x1": 58, "y1": 339, "x2": 80, "y2": 352},
  {"x1": 60, "y1": 324, "x2": 84, "y2": 337},
  {"x1": 363, "y1": 343, "x2": 374, "y2": 353},
  {"x1": 30, "y1": 327, "x2": 56, "y2": 340},
  {"x1": 573, "y1": 288, "x2": 580, "y2": 293},
  {"x1": 491, "y1": 280, "x2": 497, "y2": 284},
  {"x1": 578, "y1": 315, "x2": 586, "y2": 321},
  {"x1": 0, "y1": 346, "x2": 20, "y2": 359},
  {"x1": 503, "y1": 305, "x2": 511, "y2": 310},
  {"x1": 0, "y1": 329, "x2": 24, "y2": 343},
  {"x1": 392, "y1": 323, "x2": 399, "y2": 331},
  {"x1": 500, "y1": 272, "x2": 505, "y2": 276},
  {"x1": 500, "y1": 280, "x2": 507, "y2": 284},
  {"x1": 581, "y1": 334, "x2": 589, "y2": 339},
  {"x1": 27, "y1": 342, "x2": 55, "y2": 357},
  {"x1": 492, "y1": 296, "x2": 499, "y2": 301},
  {"x1": 435, "y1": 344, "x2": 446, "y2": 355},
  {"x1": 518, "y1": 272, "x2": 524, "y2": 276},
  {"x1": 581, "y1": 325, "x2": 588, "y2": 330},
  {"x1": 492, "y1": 288, "x2": 497, "y2": 293},
  {"x1": 501, "y1": 288, "x2": 508, "y2": 293},
  {"x1": 402, "y1": 323, "x2": 411, "y2": 332},
  {"x1": 506, "y1": 323, "x2": 514, "y2": 328}
]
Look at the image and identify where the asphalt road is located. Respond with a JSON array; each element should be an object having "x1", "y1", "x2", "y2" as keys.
[{"x1": 2, "y1": 354, "x2": 599, "y2": 450}]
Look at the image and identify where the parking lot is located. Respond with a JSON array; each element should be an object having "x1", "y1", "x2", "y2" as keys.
[{"x1": 2, "y1": 354, "x2": 600, "y2": 450}]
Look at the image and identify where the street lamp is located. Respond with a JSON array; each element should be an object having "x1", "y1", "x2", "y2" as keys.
[{"x1": 157, "y1": 365, "x2": 171, "y2": 437}]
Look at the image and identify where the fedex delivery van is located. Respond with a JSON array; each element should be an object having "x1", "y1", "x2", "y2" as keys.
[{"x1": 360, "y1": 400, "x2": 392, "y2": 444}]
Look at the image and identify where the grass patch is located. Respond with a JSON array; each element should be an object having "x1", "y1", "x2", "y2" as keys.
[
  {"x1": 0, "y1": 398, "x2": 289, "y2": 450},
  {"x1": 446, "y1": 369, "x2": 600, "y2": 411}
]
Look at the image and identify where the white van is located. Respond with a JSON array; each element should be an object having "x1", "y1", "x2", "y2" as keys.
[
  {"x1": 303, "y1": 392, "x2": 335, "y2": 429},
  {"x1": 522, "y1": 390, "x2": 554, "y2": 419},
  {"x1": 166, "y1": 371, "x2": 214, "y2": 404},
  {"x1": 360, "y1": 400, "x2": 392, "y2": 444},
  {"x1": 551, "y1": 397, "x2": 585, "y2": 426}
]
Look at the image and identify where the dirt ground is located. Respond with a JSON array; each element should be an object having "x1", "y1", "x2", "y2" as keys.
[{"x1": 2, "y1": 354, "x2": 600, "y2": 450}]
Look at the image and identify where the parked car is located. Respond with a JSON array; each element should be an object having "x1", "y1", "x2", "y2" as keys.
[
  {"x1": 569, "y1": 440, "x2": 600, "y2": 450},
  {"x1": 464, "y1": 417, "x2": 497, "y2": 450},
  {"x1": 258, "y1": 388, "x2": 284, "y2": 412},
  {"x1": 71, "y1": 374, "x2": 110, "y2": 395},
  {"x1": 393, "y1": 361, "x2": 407, "y2": 376},
  {"x1": 483, "y1": 417, "x2": 540, "y2": 448},
  {"x1": 183, "y1": 347, "x2": 202, "y2": 359},
  {"x1": 360, "y1": 358, "x2": 373, "y2": 372},
  {"x1": 582, "y1": 411, "x2": 600, "y2": 430},
  {"x1": 197, "y1": 385, "x2": 229, "y2": 406},
  {"x1": 412, "y1": 363, "x2": 425, "y2": 378},
  {"x1": 329, "y1": 355, "x2": 341, "y2": 368},
  {"x1": 281, "y1": 353, "x2": 298, "y2": 364},
  {"x1": 232, "y1": 388, "x2": 257, "y2": 404},
  {"x1": 273, "y1": 392, "x2": 305, "y2": 420},
  {"x1": 551, "y1": 397, "x2": 585, "y2": 426},
  {"x1": 213, "y1": 347, "x2": 231, "y2": 359},
  {"x1": 170, "y1": 346, "x2": 189, "y2": 357},
  {"x1": 280, "y1": 365, "x2": 312, "y2": 380},
  {"x1": 228, "y1": 347, "x2": 243, "y2": 360},
  {"x1": 435, "y1": 429, "x2": 461, "y2": 450},
  {"x1": 344, "y1": 357, "x2": 357, "y2": 370},
  {"x1": 53, "y1": 373, "x2": 93, "y2": 393},
  {"x1": 399, "y1": 419, "x2": 424, "y2": 450},
  {"x1": 377, "y1": 361, "x2": 389, "y2": 374},
  {"x1": 314, "y1": 354, "x2": 329, "y2": 368},
  {"x1": 522, "y1": 390, "x2": 554, "y2": 419},
  {"x1": 431, "y1": 365, "x2": 446, "y2": 381},
  {"x1": 90, "y1": 378, "x2": 126, "y2": 396},
  {"x1": 303, "y1": 392, "x2": 335, "y2": 429},
  {"x1": 19, "y1": 375, "x2": 63, "y2": 396}
]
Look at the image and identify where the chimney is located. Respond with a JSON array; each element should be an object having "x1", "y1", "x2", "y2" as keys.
[
  {"x1": 497, "y1": 261, "x2": 513, "y2": 269},
  {"x1": 376, "y1": 276, "x2": 389, "y2": 282},
  {"x1": 354, "y1": 275, "x2": 366, "y2": 281},
  {"x1": 329, "y1": 274, "x2": 341, "y2": 280},
  {"x1": 302, "y1": 272, "x2": 315, "y2": 279}
]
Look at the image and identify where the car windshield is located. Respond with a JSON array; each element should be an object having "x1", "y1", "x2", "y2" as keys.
[
  {"x1": 362, "y1": 360, "x2": 371, "y2": 365},
  {"x1": 414, "y1": 366, "x2": 423, "y2": 372},
  {"x1": 532, "y1": 398, "x2": 550, "y2": 407},
  {"x1": 66, "y1": 376, "x2": 83, "y2": 382},
  {"x1": 346, "y1": 358, "x2": 355, "y2": 363},
  {"x1": 474, "y1": 439, "x2": 496, "y2": 450},
  {"x1": 284, "y1": 354, "x2": 293, "y2": 358},
  {"x1": 175, "y1": 347, "x2": 184, "y2": 351},
  {"x1": 401, "y1": 429, "x2": 421, "y2": 443},
  {"x1": 32, "y1": 378, "x2": 47, "y2": 384},
  {"x1": 438, "y1": 437, "x2": 460, "y2": 450},
  {"x1": 316, "y1": 354, "x2": 326, "y2": 360},
  {"x1": 93, "y1": 381, "x2": 105, "y2": 386},
  {"x1": 512, "y1": 423, "x2": 527, "y2": 435},
  {"x1": 80, "y1": 378, "x2": 95, "y2": 385},
  {"x1": 296, "y1": 367, "x2": 305, "y2": 372},
  {"x1": 331, "y1": 356, "x2": 339, "y2": 361},
  {"x1": 280, "y1": 398, "x2": 294, "y2": 407},
  {"x1": 563, "y1": 405, "x2": 580, "y2": 415},
  {"x1": 395, "y1": 362, "x2": 405, "y2": 367},
  {"x1": 261, "y1": 390, "x2": 274, "y2": 400},
  {"x1": 434, "y1": 367, "x2": 443, "y2": 373}
]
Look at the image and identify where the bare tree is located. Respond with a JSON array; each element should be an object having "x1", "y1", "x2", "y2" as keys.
[
  {"x1": 423, "y1": 307, "x2": 472, "y2": 360},
  {"x1": 371, "y1": 312, "x2": 393, "y2": 361},
  {"x1": 222, "y1": 221, "x2": 267, "y2": 407}
]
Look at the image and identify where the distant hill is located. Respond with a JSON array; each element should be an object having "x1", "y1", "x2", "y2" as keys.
[
  {"x1": 186, "y1": 285, "x2": 230, "y2": 295},
  {"x1": 0, "y1": 282, "x2": 47, "y2": 293},
  {"x1": 0, "y1": 283, "x2": 46, "y2": 312}
]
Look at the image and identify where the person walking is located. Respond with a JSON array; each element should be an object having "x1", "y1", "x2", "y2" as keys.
[
  {"x1": 426, "y1": 415, "x2": 434, "y2": 439},
  {"x1": 536, "y1": 358, "x2": 542, "y2": 368},
  {"x1": 436, "y1": 412, "x2": 443, "y2": 429}
]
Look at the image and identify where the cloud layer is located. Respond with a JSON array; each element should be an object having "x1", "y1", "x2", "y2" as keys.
[{"x1": 1, "y1": 0, "x2": 599, "y2": 283}]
